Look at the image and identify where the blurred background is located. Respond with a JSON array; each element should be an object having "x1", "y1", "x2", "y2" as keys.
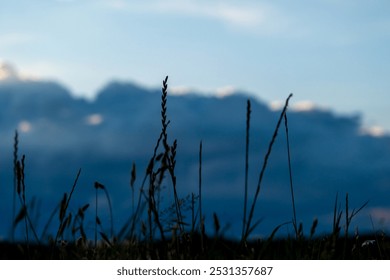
[{"x1": 0, "y1": 0, "x2": 390, "y2": 240}]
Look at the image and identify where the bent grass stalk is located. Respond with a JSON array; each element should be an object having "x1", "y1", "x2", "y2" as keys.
[
  {"x1": 94, "y1": 182, "x2": 114, "y2": 238},
  {"x1": 54, "y1": 168, "x2": 81, "y2": 243},
  {"x1": 244, "y1": 93, "x2": 293, "y2": 241},
  {"x1": 284, "y1": 112, "x2": 298, "y2": 239}
]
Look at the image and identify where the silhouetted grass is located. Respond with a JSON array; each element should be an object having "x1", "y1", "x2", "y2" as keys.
[
  {"x1": 242, "y1": 100, "x2": 251, "y2": 241},
  {"x1": 243, "y1": 93, "x2": 293, "y2": 242},
  {"x1": 2, "y1": 77, "x2": 389, "y2": 260}
]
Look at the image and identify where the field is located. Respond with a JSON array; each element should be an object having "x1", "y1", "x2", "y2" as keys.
[{"x1": 2, "y1": 76, "x2": 390, "y2": 260}]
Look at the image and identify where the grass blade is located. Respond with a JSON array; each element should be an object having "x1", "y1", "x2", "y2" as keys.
[{"x1": 244, "y1": 93, "x2": 293, "y2": 241}]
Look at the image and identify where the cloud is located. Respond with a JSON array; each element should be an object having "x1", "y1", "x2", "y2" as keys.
[
  {"x1": 0, "y1": 62, "x2": 43, "y2": 82},
  {"x1": 2, "y1": 75, "x2": 390, "y2": 238},
  {"x1": 85, "y1": 113, "x2": 104, "y2": 126},
  {"x1": 170, "y1": 86, "x2": 193, "y2": 96},
  {"x1": 269, "y1": 100, "x2": 284, "y2": 111},
  {"x1": 0, "y1": 62, "x2": 19, "y2": 81},
  {"x1": 104, "y1": 0, "x2": 287, "y2": 33},
  {"x1": 269, "y1": 99, "x2": 330, "y2": 112},
  {"x1": 215, "y1": 85, "x2": 236, "y2": 98},
  {"x1": 291, "y1": 101, "x2": 316, "y2": 112},
  {"x1": 194, "y1": 2, "x2": 265, "y2": 29},
  {"x1": 359, "y1": 125, "x2": 387, "y2": 137},
  {"x1": 18, "y1": 121, "x2": 32, "y2": 133},
  {"x1": 169, "y1": 85, "x2": 238, "y2": 98}
]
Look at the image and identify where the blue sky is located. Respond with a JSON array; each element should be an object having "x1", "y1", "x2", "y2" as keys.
[{"x1": 1, "y1": 0, "x2": 390, "y2": 132}]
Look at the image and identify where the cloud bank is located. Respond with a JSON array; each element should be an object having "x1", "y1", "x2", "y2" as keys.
[{"x1": 0, "y1": 71, "x2": 390, "y2": 239}]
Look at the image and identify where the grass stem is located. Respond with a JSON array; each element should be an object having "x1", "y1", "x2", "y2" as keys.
[
  {"x1": 284, "y1": 113, "x2": 298, "y2": 239},
  {"x1": 244, "y1": 93, "x2": 293, "y2": 241},
  {"x1": 242, "y1": 100, "x2": 251, "y2": 241},
  {"x1": 199, "y1": 140, "x2": 204, "y2": 253}
]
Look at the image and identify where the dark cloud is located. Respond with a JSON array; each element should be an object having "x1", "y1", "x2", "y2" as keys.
[{"x1": 0, "y1": 78, "x2": 389, "y2": 240}]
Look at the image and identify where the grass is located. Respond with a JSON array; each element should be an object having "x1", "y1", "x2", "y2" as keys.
[{"x1": 2, "y1": 76, "x2": 390, "y2": 260}]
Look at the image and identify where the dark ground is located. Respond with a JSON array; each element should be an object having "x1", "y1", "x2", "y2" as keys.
[{"x1": 1, "y1": 234, "x2": 388, "y2": 260}]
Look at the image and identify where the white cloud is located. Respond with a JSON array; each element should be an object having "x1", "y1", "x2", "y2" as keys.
[
  {"x1": 359, "y1": 125, "x2": 387, "y2": 138},
  {"x1": 170, "y1": 86, "x2": 193, "y2": 96},
  {"x1": 18, "y1": 121, "x2": 32, "y2": 133},
  {"x1": 0, "y1": 61, "x2": 44, "y2": 82},
  {"x1": 0, "y1": 62, "x2": 19, "y2": 81},
  {"x1": 179, "y1": 2, "x2": 266, "y2": 29},
  {"x1": 269, "y1": 99, "x2": 330, "y2": 113},
  {"x1": 291, "y1": 100, "x2": 317, "y2": 112},
  {"x1": 104, "y1": 0, "x2": 286, "y2": 33},
  {"x1": 170, "y1": 85, "x2": 237, "y2": 97},
  {"x1": 269, "y1": 100, "x2": 284, "y2": 111},
  {"x1": 215, "y1": 85, "x2": 236, "y2": 98},
  {"x1": 217, "y1": 4, "x2": 267, "y2": 29},
  {"x1": 85, "y1": 113, "x2": 104, "y2": 126}
]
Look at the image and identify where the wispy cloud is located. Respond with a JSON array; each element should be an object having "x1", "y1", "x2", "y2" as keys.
[
  {"x1": 103, "y1": 0, "x2": 290, "y2": 34},
  {"x1": 158, "y1": 1, "x2": 266, "y2": 29}
]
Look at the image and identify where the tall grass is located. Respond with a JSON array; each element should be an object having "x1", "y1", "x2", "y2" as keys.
[
  {"x1": 242, "y1": 100, "x2": 251, "y2": 241},
  {"x1": 11, "y1": 130, "x2": 18, "y2": 242},
  {"x1": 284, "y1": 112, "x2": 298, "y2": 238},
  {"x1": 199, "y1": 140, "x2": 204, "y2": 252},
  {"x1": 2, "y1": 78, "x2": 386, "y2": 260},
  {"x1": 243, "y1": 93, "x2": 293, "y2": 242},
  {"x1": 14, "y1": 154, "x2": 40, "y2": 243},
  {"x1": 55, "y1": 169, "x2": 81, "y2": 241}
]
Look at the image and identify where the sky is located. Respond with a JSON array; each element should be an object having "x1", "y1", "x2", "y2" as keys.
[{"x1": 1, "y1": 0, "x2": 390, "y2": 131}]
